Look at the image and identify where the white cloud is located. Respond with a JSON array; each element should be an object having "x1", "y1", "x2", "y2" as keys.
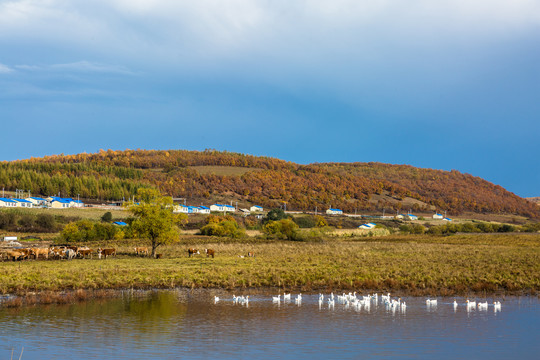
[{"x1": 0, "y1": 63, "x2": 13, "y2": 73}]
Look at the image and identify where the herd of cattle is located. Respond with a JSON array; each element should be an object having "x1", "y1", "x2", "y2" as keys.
[
  {"x1": 0, "y1": 245, "x2": 119, "y2": 261},
  {"x1": 0, "y1": 246, "x2": 222, "y2": 261}
]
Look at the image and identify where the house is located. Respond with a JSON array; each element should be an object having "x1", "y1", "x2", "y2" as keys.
[
  {"x1": 359, "y1": 223, "x2": 376, "y2": 230},
  {"x1": 50, "y1": 198, "x2": 72, "y2": 208},
  {"x1": 174, "y1": 205, "x2": 189, "y2": 214},
  {"x1": 250, "y1": 205, "x2": 263, "y2": 212},
  {"x1": 210, "y1": 204, "x2": 225, "y2": 212},
  {"x1": 433, "y1": 213, "x2": 444, "y2": 220},
  {"x1": 0, "y1": 198, "x2": 17, "y2": 207},
  {"x1": 113, "y1": 221, "x2": 128, "y2": 226},
  {"x1": 26, "y1": 197, "x2": 47, "y2": 207},
  {"x1": 395, "y1": 214, "x2": 405, "y2": 220},
  {"x1": 443, "y1": 217, "x2": 452, "y2": 222},
  {"x1": 197, "y1": 206, "x2": 211, "y2": 214},
  {"x1": 406, "y1": 214, "x2": 418, "y2": 221},
  {"x1": 224, "y1": 204, "x2": 236, "y2": 212},
  {"x1": 12, "y1": 198, "x2": 33, "y2": 208},
  {"x1": 326, "y1": 208, "x2": 343, "y2": 215},
  {"x1": 71, "y1": 199, "x2": 84, "y2": 208},
  {"x1": 239, "y1": 208, "x2": 250, "y2": 215}
]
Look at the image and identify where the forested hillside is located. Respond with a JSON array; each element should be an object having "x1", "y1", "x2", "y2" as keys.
[{"x1": 1, "y1": 149, "x2": 538, "y2": 218}]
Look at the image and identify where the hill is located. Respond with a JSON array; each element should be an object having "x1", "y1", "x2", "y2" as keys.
[{"x1": 1, "y1": 149, "x2": 538, "y2": 219}]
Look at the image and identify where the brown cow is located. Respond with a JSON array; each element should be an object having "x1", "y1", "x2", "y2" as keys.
[
  {"x1": 97, "y1": 248, "x2": 116, "y2": 259},
  {"x1": 4, "y1": 250, "x2": 26, "y2": 261},
  {"x1": 135, "y1": 247, "x2": 149, "y2": 256},
  {"x1": 155, "y1": 254, "x2": 163, "y2": 259},
  {"x1": 187, "y1": 248, "x2": 200, "y2": 257},
  {"x1": 31, "y1": 248, "x2": 49, "y2": 260},
  {"x1": 77, "y1": 248, "x2": 93, "y2": 259},
  {"x1": 247, "y1": 252, "x2": 255, "y2": 258},
  {"x1": 205, "y1": 248, "x2": 215, "y2": 258}
]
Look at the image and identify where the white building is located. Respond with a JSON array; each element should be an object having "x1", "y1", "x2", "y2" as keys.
[
  {"x1": 406, "y1": 214, "x2": 418, "y2": 220},
  {"x1": 197, "y1": 206, "x2": 211, "y2": 214},
  {"x1": 433, "y1": 213, "x2": 444, "y2": 220},
  {"x1": 443, "y1": 217, "x2": 452, "y2": 222},
  {"x1": 250, "y1": 205, "x2": 263, "y2": 212},
  {"x1": 210, "y1": 204, "x2": 225, "y2": 212},
  {"x1": 0, "y1": 198, "x2": 17, "y2": 207},
  {"x1": 326, "y1": 208, "x2": 343, "y2": 215},
  {"x1": 12, "y1": 198, "x2": 33, "y2": 208},
  {"x1": 359, "y1": 223, "x2": 376, "y2": 230},
  {"x1": 26, "y1": 197, "x2": 47, "y2": 207}
]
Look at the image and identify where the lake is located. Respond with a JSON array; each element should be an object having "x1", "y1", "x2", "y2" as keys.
[{"x1": 0, "y1": 290, "x2": 538, "y2": 359}]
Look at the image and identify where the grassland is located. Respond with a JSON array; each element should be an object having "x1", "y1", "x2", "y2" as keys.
[
  {"x1": 0, "y1": 233, "x2": 538, "y2": 298},
  {"x1": 5, "y1": 207, "x2": 129, "y2": 221}
]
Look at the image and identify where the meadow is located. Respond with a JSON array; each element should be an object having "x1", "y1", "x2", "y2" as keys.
[{"x1": 0, "y1": 233, "x2": 538, "y2": 298}]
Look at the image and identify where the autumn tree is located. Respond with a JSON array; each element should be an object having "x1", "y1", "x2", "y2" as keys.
[{"x1": 127, "y1": 188, "x2": 187, "y2": 257}]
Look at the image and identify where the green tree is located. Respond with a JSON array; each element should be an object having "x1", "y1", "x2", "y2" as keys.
[
  {"x1": 127, "y1": 188, "x2": 186, "y2": 257},
  {"x1": 263, "y1": 219, "x2": 299, "y2": 240},
  {"x1": 264, "y1": 208, "x2": 289, "y2": 223},
  {"x1": 101, "y1": 211, "x2": 113, "y2": 222}
]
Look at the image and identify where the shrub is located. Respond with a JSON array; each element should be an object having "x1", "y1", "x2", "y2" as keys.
[
  {"x1": 294, "y1": 216, "x2": 316, "y2": 228},
  {"x1": 101, "y1": 211, "x2": 113, "y2": 222},
  {"x1": 200, "y1": 217, "x2": 245, "y2": 238},
  {"x1": 263, "y1": 219, "x2": 299, "y2": 240}
]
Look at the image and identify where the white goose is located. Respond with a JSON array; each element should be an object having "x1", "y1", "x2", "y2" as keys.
[
  {"x1": 214, "y1": 296, "x2": 220, "y2": 304},
  {"x1": 272, "y1": 294, "x2": 281, "y2": 302}
]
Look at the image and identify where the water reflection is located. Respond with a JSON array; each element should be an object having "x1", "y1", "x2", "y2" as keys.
[{"x1": 0, "y1": 291, "x2": 538, "y2": 359}]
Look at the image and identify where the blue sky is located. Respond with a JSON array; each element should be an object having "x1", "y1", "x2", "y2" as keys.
[{"x1": 0, "y1": 0, "x2": 539, "y2": 197}]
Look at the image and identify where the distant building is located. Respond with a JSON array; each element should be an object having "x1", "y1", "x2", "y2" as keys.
[
  {"x1": 26, "y1": 197, "x2": 47, "y2": 207},
  {"x1": 197, "y1": 206, "x2": 211, "y2": 214},
  {"x1": 406, "y1": 214, "x2": 418, "y2": 221},
  {"x1": 50, "y1": 198, "x2": 72, "y2": 209},
  {"x1": 224, "y1": 204, "x2": 236, "y2": 212},
  {"x1": 250, "y1": 205, "x2": 263, "y2": 212},
  {"x1": 12, "y1": 198, "x2": 32, "y2": 208},
  {"x1": 443, "y1": 217, "x2": 452, "y2": 222},
  {"x1": 359, "y1": 223, "x2": 376, "y2": 230},
  {"x1": 395, "y1": 214, "x2": 405, "y2": 220},
  {"x1": 210, "y1": 204, "x2": 225, "y2": 212},
  {"x1": 326, "y1": 208, "x2": 343, "y2": 215},
  {"x1": 433, "y1": 213, "x2": 444, "y2": 220},
  {"x1": 113, "y1": 221, "x2": 128, "y2": 226},
  {"x1": 0, "y1": 198, "x2": 17, "y2": 207}
]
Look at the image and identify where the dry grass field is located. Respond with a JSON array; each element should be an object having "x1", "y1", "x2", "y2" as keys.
[{"x1": 0, "y1": 233, "x2": 538, "y2": 298}]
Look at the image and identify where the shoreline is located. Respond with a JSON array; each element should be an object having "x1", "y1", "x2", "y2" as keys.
[{"x1": 1, "y1": 286, "x2": 538, "y2": 308}]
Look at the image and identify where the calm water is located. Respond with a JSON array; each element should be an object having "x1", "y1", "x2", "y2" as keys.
[{"x1": 0, "y1": 290, "x2": 538, "y2": 359}]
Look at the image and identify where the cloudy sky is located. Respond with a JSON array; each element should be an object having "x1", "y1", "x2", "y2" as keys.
[{"x1": 0, "y1": 0, "x2": 539, "y2": 196}]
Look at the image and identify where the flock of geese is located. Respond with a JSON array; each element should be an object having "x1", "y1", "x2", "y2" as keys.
[{"x1": 214, "y1": 292, "x2": 503, "y2": 313}]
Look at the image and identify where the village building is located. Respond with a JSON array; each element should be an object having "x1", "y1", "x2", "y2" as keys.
[
  {"x1": 26, "y1": 197, "x2": 47, "y2": 207},
  {"x1": 12, "y1": 198, "x2": 33, "y2": 208},
  {"x1": 0, "y1": 198, "x2": 17, "y2": 207},
  {"x1": 433, "y1": 213, "x2": 444, "y2": 220},
  {"x1": 197, "y1": 206, "x2": 211, "y2": 214},
  {"x1": 250, "y1": 205, "x2": 263, "y2": 212},
  {"x1": 326, "y1": 208, "x2": 343, "y2": 215},
  {"x1": 359, "y1": 223, "x2": 376, "y2": 230}
]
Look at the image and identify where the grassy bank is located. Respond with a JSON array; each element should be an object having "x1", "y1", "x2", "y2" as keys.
[{"x1": 0, "y1": 234, "x2": 538, "y2": 297}]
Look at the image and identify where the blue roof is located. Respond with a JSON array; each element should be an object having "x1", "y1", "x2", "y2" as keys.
[
  {"x1": 329, "y1": 208, "x2": 342, "y2": 211},
  {"x1": 0, "y1": 198, "x2": 16, "y2": 203},
  {"x1": 443, "y1": 218, "x2": 452, "y2": 221},
  {"x1": 52, "y1": 198, "x2": 71, "y2": 203},
  {"x1": 13, "y1": 198, "x2": 31, "y2": 203},
  {"x1": 199, "y1": 206, "x2": 210, "y2": 209},
  {"x1": 252, "y1": 205, "x2": 263, "y2": 208},
  {"x1": 225, "y1": 204, "x2": 235, "y2": 208},
  {"x1": 30, "y1": 197, "x2": 46, "y2": 201},
  {"x1": 113, "y1": 221, "x2": 128, "y2": 226}
]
